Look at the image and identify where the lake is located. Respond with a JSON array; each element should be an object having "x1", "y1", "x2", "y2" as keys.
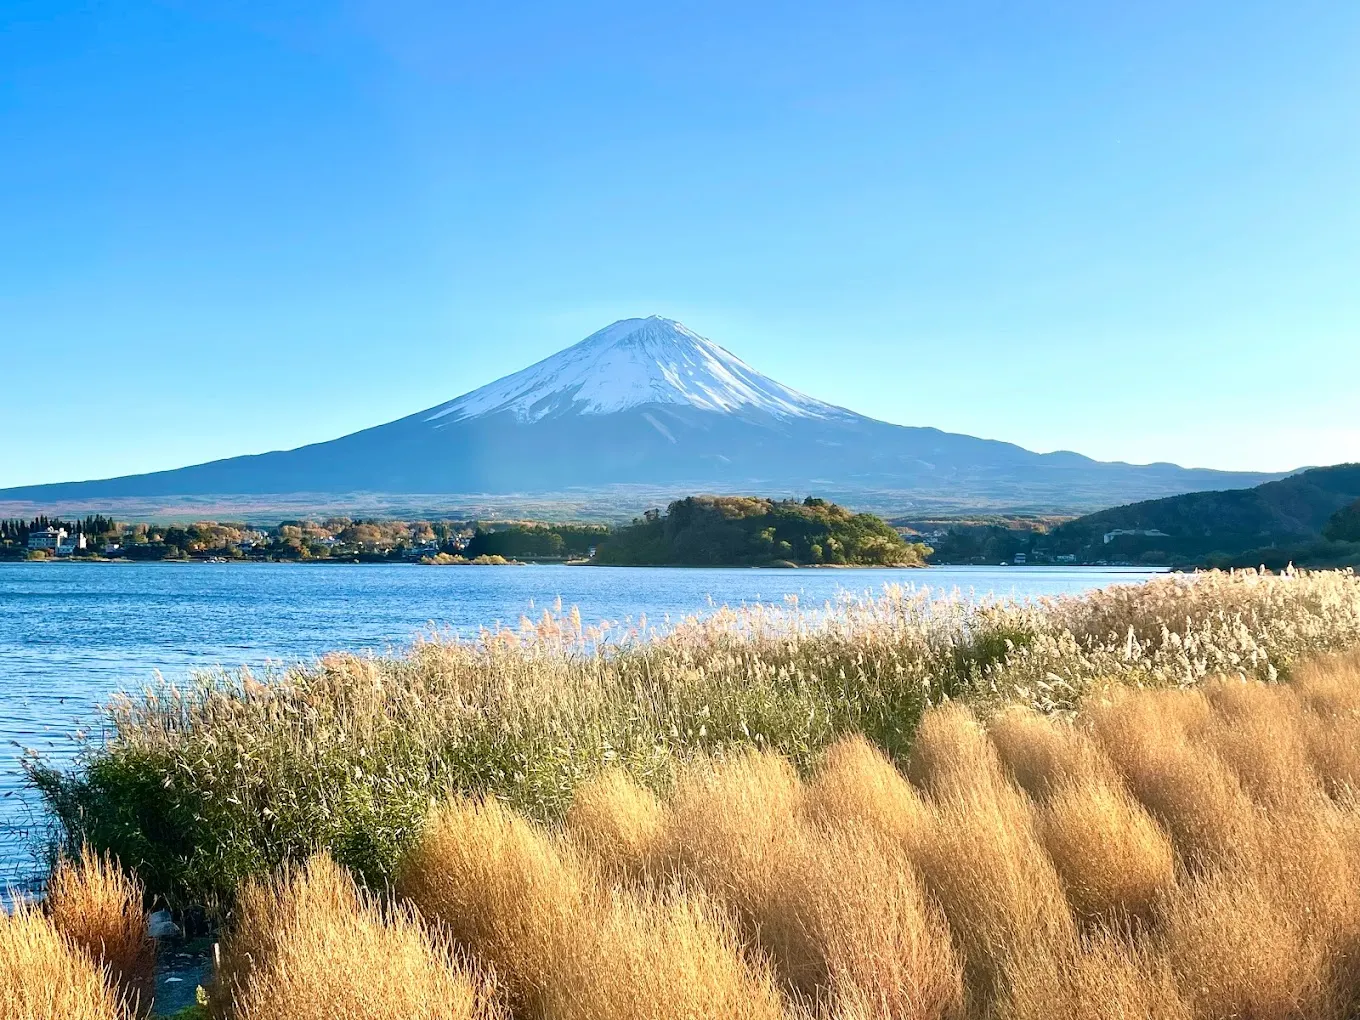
[{"x1": 0, "y1": 560, "x2": 1164, "y2": 886}]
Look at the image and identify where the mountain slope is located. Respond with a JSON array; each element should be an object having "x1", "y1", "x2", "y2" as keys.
[
  {"x1": 0, "y1": 316, "x2": 1283, "y2": 514},
  {"x1": 1044, "y1": 463, "x2": 1360, "y2": 561},
  {"x1": 1055, "y1": 463, "x2": 1360, "y2": 541},
  {"x1": 426, "y1": 316, "x2": 848, "y2": 422}
]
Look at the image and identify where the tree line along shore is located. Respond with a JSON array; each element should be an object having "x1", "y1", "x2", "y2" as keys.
[
  {"x1": 7, "y1": 463, "x2": 1360, "y2": 571},
  {"x1": 0, "y1": 496, "x2": 930, "y2": 568}
]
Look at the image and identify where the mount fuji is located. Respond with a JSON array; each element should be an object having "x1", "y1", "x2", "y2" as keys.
[{"x1": 2, "y1": 316, "x2": 1280, "y2": 514}]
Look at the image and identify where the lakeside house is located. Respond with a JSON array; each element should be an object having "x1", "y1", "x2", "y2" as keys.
[
  {"x1": 28, "y1": 527, "x2": 65, "y2": 551},
  {"x1": 27, "y1": 528, "x2": 88, "y2": 555},
  {"x1": 56, "y1": 533, "x2": 87, "y2": 555}
]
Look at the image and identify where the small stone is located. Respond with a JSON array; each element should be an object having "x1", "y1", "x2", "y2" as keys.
[{"x1": 146, "y1": 909, "x2": 180, "y2": 939}]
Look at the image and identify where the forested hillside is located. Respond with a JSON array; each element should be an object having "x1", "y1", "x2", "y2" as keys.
[
  {"x1": 594, "y1": 496, "x2": 928, "y2": 567},
  {"x1": 928, "y1": 464, "x2": 1360, "y2": 567}
]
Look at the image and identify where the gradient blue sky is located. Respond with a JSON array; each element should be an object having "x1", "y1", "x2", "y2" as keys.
[{"x1": 3, "y1": 0, "x2": 1357, "y2": 488}]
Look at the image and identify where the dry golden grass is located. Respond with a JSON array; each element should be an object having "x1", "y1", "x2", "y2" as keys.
[
  {"x1": 1038, "y1": 778, "x2": 1175, "y2": 927},
  {"x1": 549, "y1": 887, "x2": 790, "y2": 1020},
  {"x1": 656, "y1": 749, "x2": 802, "y2": 903},
  {"x1": 913, "y1": 779, "x2": 1076, "y2": 1003},
  {"x1": 653, "y1": 749, "x2": 823, "y2": 992},
  {"x1": 217, "y1": 853, "x2": 498, "y2": 1020},
  {"x1": 400, "y1": 788, "x2": 795, "y2": 1020},
  {"x1": 45, "y1": 848, "x2": 154, "y2": 1015},
  {"x1": 0, "y1": 903, "x2": 131, "y2": 1020},
  {"x1": 998, "y1": 931, "x2": 1191, "y2": 1020},
  {"x1": 563, "y1": 767, "x2": 665, "y2": 883},
  {"x1": 904, "y1": 703, "x2": 1008, "y2": 799},
  {"x1": 560, "y1": 744, "x2": 965, "y2": 1020},
  {"x1": 1085, "y1": 689, "x2": 1258, "y2": 868},
  {"x1": 802, "y1": 735, "x2": 930, "y2": 853},
  {"x1": 780, "y1": 827, "x2": 964, "y2": 1020},
  {"x1": 1159, "y1": 866, "x2": 1342, "y2": 1020},
  {"x1": 984, "y1": 706, "x2": 1176, "y2": 927},
  {"x1": 1202, "y1": 677, "x2": 1321, "y2": 808},
  {"x1": 986, "y1": 706, "x2": 1117, "y2": 799},
  {"x1": 213, "y1": 848, "x2": 358, "y2": 1014},
  {"x1": 1295, "y1": 649, "x2": 1360, "y2": 799},
  {"x1": 896, "y1": 705, "x2": 1078, "y2": 1004},
  {"x1": 395, "y1": 796, "x2": 587, "y2": 1015}
]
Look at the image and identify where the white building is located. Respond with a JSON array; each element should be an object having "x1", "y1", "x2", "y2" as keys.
[
  {"x1": 56, "y1": 533, "x2": 87, "y2": 556},
  {"x1": 28, "y1": 527, "x2": 66, "y2": 551}
]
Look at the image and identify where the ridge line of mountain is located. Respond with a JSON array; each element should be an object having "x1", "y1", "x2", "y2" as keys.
[{"x1": 1, "y1": 316, "x2": 1287, "y2": 514}]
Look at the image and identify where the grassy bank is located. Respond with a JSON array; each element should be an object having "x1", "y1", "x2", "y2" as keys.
[
  {"x1": 11, "y1": 649, "x2": 1360, "y2": 1017},
  {"x1": 29, "y1": 568, "x2": 1360, "y2": 912}
]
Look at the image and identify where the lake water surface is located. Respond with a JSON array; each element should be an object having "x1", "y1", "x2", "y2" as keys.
[{"x1": 0, "y1": 561, "x2": 1164, "y2": 885}]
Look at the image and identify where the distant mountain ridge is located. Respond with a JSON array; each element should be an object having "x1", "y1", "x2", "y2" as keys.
[
  {"x1": 1047, "y1": 463, "x2": 1360, "y2": 562},
  {"x1": 926, "y1": 463, "x2": 1360, "y2": 568},
  {"x1": 0, "y1": 316, "x2": 1284, "y2": 514}
]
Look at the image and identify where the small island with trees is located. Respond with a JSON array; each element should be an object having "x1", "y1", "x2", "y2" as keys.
[{"x1": 592, "y1": 495, "x2": 930, "y2": 567}]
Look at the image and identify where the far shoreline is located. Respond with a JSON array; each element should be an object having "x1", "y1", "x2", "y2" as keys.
[{"x1": 0, "y1": 558, "x2": 1171, "y2": 570}]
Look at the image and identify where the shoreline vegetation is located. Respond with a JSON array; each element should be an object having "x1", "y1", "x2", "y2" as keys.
[
  {"x1": 0, "y1": 496, "x2": 931, "y2": 570},
  {"x1": 28, "y1": 569, "x2": 1360, "y2": 907},
  {"x1": 8, "y1": 567, "x2": 1360, "y2": 1018}
]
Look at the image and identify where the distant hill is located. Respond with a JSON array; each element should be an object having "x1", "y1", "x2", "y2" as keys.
[
  {"x1": 1051, "y1": 463, "x2": 1360, "y2": 553},
  {"x1": 594, "y1": 495, "x2": 928, "y2": 567},
  {"x1": 1040, "y1": 464, "x2": 1360, "y2": 567},
  {"x1": 1326, "y1": 499, "x2": 1360, "y2": 543},
  {"x1": 927, "y1": 464, "x2": 1360, "y2": 567},
  {"x1": 0, "y1": 316, "x2": 1280, "y2": 517}
]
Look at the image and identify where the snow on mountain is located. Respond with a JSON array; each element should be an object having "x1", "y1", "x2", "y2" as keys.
[{"x1": 424, "y1": 316, "x2": 849, "y2": 425}]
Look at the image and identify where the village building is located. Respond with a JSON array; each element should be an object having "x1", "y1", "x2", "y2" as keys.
[
  {"x1": 27, "y1": 527, "x2": 67, "y2": 551},
  {"x1": 56, "y1": 533, "x2": 87, "y2": 556}
]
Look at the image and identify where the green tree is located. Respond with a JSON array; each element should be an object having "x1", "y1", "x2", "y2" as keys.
[{"x1": 1324, "y1": 499, "x2": 1360, "y2": 543}]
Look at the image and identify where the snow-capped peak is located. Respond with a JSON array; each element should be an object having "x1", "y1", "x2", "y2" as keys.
[{"x1": 425, "y1": 316, "x2": 848, "y2": 424}]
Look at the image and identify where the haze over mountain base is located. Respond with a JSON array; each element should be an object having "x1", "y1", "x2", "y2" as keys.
[{"x1": 2, "y1": 317, "x2": 1282, "y2": 518}]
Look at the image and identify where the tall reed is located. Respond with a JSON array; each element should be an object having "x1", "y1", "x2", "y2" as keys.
[
  {"x1": 563, "y1": 767, "x2": 664, "y2": 884},
  {"x1": 394, "y1": 796, "x2": 587, "y2": 1016},
  {"x1": 1085, "y1": 689, "x2": 1257, "y2": 868},
  {"x1": 802, "y1": 734, "x2": 929, "y2": 853},
  {"x1": 45, "y1": 848, "x2": 155, "y2": 1015},
  {"x1": 216, "y1": 853, "x2": 499, "y2": 1020},
  {"x1": 34, "y1": 569, "x2": 1360, "y2": 909},
  {"x1": 0, "y1": 903, "x2": 131, "y2": 1020}
]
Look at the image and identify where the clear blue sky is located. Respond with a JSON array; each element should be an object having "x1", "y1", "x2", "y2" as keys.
[{"x1": 3, "y1": 1, "x2": 1357, "y2": 488}]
